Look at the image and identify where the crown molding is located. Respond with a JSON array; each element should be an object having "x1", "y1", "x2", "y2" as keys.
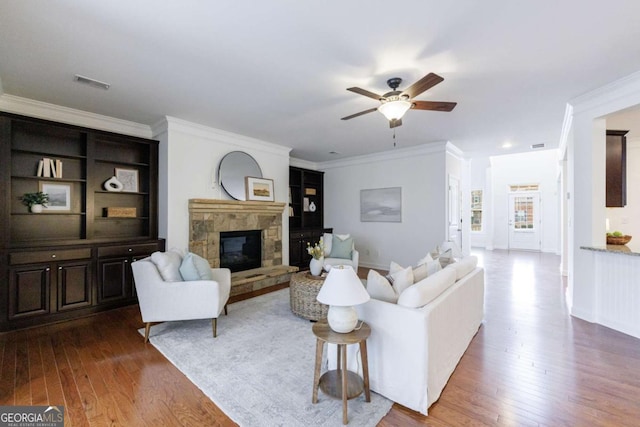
[
  {"x1": 152, "y1": 116, "x2": 292, "y2": 157},
  {"x1": 318, "y1": 141, "x2": 449, "y2": 170},
  {"x1": 0, "y1": 94, "x2": 152, "y2": 138},
  {"x1": 570, "y1": 70, "x2": 640, "y2": 116},
  {"x1": 289, "y1": 157, "x2": 319, "y2": 170},
  {"x1": 445, "y1": 141, "x2": 464, "y2": 159}
]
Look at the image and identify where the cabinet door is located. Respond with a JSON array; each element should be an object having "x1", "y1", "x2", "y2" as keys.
[
  {"x1": 57, "y1": 260, "x2": 92, "y2": 311},
  {"x1": 8, "y1": 264, "x2": 50, "y2": 319},
  {"x1": 98, "y1": 258, "x2": 128, "y2": 303}
]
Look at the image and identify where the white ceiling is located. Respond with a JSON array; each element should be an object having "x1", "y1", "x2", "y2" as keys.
[{"x1": 2, "y1": 1, "x2": 640, "y2": 162}]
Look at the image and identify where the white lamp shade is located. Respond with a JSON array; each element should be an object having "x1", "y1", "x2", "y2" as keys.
[
  {"x1": 378, "y1": 100, "x2": 412, "y2": 121},
  {"x1": 316, "y1": 265, "x2": 370, "y2": 307}
]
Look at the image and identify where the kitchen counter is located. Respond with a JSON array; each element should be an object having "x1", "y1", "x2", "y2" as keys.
[{"x1": 581, "y1": 243, "x2": 640, "y2": 256}]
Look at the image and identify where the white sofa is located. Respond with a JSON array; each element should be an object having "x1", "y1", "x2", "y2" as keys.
[{"x1": 328, "y1": 256, "x2": 484, "y2": 415}]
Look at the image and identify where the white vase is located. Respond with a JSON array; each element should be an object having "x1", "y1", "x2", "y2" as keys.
[
  {"x1": 30, "y1": 204, "x2": 43, "y2": 213},
  {"x1": 309, "y1": 257, "x2": 323, "y2": 276}
]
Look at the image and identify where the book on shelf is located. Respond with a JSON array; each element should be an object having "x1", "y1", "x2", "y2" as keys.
[{"x1": 37, "y1": 158, "x2": 62, "y2": 178}]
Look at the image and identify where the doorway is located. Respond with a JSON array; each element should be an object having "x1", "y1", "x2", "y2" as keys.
[{"x1": 508, "y1": 190, "x2": 541, "y2": 251}]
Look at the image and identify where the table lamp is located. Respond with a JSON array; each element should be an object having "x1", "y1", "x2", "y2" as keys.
[{"x1": 316, "y1": 265, "x2": 370, "y2": 333}]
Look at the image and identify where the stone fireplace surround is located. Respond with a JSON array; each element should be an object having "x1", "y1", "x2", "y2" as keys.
[{"x1": 188, "y1": 199, "x2": 298, "y2": 297}]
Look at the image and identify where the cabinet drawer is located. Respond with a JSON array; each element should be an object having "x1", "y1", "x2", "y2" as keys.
[
  {"x1": 97, "y1": 242, "x2": 161, "y2": 258},
  {"x1": 10, "y1": 248, "x2": 92, "y2": 265}
]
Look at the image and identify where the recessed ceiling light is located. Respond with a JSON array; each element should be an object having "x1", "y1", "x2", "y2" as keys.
[
  {"x1": 502, "y1": 142, "x2": 512, "y2": 148},
  {"x1": 74, "y1": 74, "x2": 110, "y2": 90},
  {"x1": 329, "y1": 151, "x2": 340, "y2": 155},
  {"x1": 531, "y1": 143, "x2": 545, "y2": 149}
]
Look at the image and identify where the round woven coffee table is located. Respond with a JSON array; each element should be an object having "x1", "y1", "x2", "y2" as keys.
[{"x1": 289, "y1": 272, "x2": 329, "y2": 321}]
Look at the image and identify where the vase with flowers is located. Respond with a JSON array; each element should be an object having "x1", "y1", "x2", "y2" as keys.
[{"x1": 307, "y1": 238, "x2": 324, "y2": 276}]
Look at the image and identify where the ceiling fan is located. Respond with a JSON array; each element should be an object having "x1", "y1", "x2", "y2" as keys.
[{"x1": 341, "y1": 73, "x2": 457, "y2": 128}]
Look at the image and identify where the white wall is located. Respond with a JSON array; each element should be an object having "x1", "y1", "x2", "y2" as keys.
[
  {"x1": 565, "y1": 69, "x2": 640, "y2": 324},
  {"x1": 152, "y1": 117, "x2": 292, "y2": 252},
  {"x1": 321, "y1": 143, "x2": 450, "y2": 270},
  {"x1": 489, "y1": 150, "x2": 560, "y2": 253}
]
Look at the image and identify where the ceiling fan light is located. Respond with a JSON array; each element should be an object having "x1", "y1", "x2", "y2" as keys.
[{"x1": 378, "y1": 100, "x2": 412, "y2": 121}]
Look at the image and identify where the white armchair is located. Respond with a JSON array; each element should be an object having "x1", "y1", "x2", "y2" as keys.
[
  {"x1": 131, "y1": 256, "x2": 231, "y2": 342},
  {"x1": 322, "y1": 232, "x2": 359, "y2": 272}
]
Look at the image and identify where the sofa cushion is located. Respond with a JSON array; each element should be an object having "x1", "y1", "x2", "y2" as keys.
[
  {"x1": 397, "y1": 267, "x2": 457, "y2": 308},
  {"x1": 329, "y1": 235, "x2": 353, "y2": 259},
  {"x1": 150, "y1": 250, "x2": 183, "y2": 282},
  {"x1": 445, "y1": 256, "x2": 478, "y2": 281},
  {"x1": 179, "y1": 252, "x2": 214, "y2": 281},
  {"x1": 366, "y1": 269, "x2": 398, "y2": 303}
]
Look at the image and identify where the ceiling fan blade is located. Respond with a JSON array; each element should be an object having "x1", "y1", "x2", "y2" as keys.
[
  {"x1": 341, "y1": 107, "x2": 378, "y2": 120},
  {"x1": 389, "y1": 118, "x2": 402, "y2": 128},
  {"x1": 411, "y1": 100, "x2": 457, "y2": 112},
  {"x1": 402, "y1": 73, "x2": 444, "y2": 99},
  {"x1": 347, "y1": 87, "x2": 383, "y2": 100}
]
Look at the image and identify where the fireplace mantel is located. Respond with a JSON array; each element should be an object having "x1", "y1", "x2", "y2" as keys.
[{"x1": 189, "y1": 199, "x2": 286, "y2": 215}]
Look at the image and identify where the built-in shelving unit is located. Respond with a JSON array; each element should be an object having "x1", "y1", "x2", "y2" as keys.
[
  {"x1": 289, "y1": 166, "x2": 331, "y2": 269},
  {"x1": 0, "y1": 112, "x2": 164, "y2": 331}
]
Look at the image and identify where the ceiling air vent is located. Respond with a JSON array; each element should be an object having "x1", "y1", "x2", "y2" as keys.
[
  {"x1": 73, "y1": 74, "x2": 110, "y2": 90},
  {"x1": 531, "y1": 143, "x2": 545, "y2": 149}
]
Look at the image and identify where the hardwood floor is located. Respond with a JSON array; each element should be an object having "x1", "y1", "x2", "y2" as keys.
[{"x1": 2, "y1": 249, "x2": 640, "y2": 426}]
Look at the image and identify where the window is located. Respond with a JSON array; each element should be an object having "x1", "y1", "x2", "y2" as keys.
[{"x1": 471, "y1": 190, "x2": 482, "y2": 231}]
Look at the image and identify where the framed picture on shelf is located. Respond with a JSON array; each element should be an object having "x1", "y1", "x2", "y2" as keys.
[
  {"x1": 245, "y1": 176, "x2": 274, "y2": 201},
  {"x1": 40, "y1": 182, "x2": 71, "y2": 212},
  {"x1": 115, "y1": 168, "x2": 139, "y2": 192}
]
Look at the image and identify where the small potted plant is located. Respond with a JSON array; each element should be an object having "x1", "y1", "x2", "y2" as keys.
[
  {"x1": 20, "y1": 191, "x2": 49, "y2": 213},
  {"x1": 306, "y1": 238, "x2": 325, "y2": 276}
]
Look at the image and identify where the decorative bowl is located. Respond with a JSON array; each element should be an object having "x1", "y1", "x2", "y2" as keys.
[{"x1": 606, "y1": 235, "x2": 632, "y2": 245}]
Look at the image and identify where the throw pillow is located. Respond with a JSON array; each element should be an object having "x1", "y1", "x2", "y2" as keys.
[
  {"x1": 425, "y1": 259, "x2": 442, "y2": 276},
  {"x1": 416, "y1": 252, "x2": 433, "y2": 266},
  {"x1": 412, "y1": 263, "x2": 430, "y2": 282},
  {"x1": 179, "y1": 252, "x2": 214, "y2": 281},
  {"x1": 150, "y1": 250, "x2": 183, "y2": 282},
  {"x1": 437, "y1": 248, "x2": 455, "y2": 267},
  {"x1": 323, "y1": 233, "x2": 351, "y2": 257},
  {"x1": 390, "y1": 266, "x2": 414, "y2": 296},
  {"x1": 366, "y1": 269, "x2": 398, "y2": 303},
  {"x1": 329, "y1": 235, "x2": 353, "y2": 259}
]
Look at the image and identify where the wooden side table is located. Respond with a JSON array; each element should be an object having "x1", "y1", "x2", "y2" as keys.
[{"x1": 312, "y1": 320, "x2": 371, "y2": 425}]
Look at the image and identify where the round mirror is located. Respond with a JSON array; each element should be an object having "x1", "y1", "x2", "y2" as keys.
[{"x1": 218, "y1": 151, "x2": 262, "y2": 200}]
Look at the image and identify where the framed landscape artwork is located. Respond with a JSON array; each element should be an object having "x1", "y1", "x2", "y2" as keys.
[
  {"x1": 360, "y1": 187, "x2": 402, "y2": 222},
  {"x1": 40, "y1": 182, "x2": 71, "y2": 211},
  {"x1": 245, "y1": 176, "x2": 274, "y2": 201}
]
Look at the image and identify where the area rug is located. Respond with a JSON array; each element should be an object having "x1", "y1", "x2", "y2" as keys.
[{"x1": 140, "y1": 288, "x2": 393, "y2": 426}]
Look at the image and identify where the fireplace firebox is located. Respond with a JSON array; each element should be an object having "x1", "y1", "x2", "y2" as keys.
[{"x1": 220, "y1": 230, "x2": 262, "y2": 272}]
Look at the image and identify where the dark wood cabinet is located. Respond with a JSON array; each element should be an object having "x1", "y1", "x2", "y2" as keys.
[
  {"x1": 97, "y1": 242, "x2": 163, "y2": 303},
  {"x1": 289, "y1": 228, "x2": 332, "y2": 269},
  {"x1": 289, "y1": 167, "x2": 330, "y2": 268},
  {"x1": 0, "y1": 112, "x2": 164, "y2": 331},
  {"x1": 606, "y1": 130, "x2": 628, "y2": 208},
  {"x1": 8, "y1": 250, "x2": 92, "y2": 321}
]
